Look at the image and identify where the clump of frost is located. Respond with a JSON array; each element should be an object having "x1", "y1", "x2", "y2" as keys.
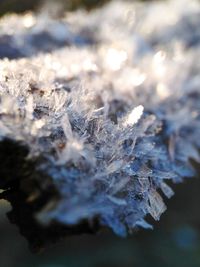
[{"x1": 0, "y1": 0, "x2": 200, "y2": 236}]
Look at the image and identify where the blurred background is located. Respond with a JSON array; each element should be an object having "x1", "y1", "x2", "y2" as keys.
[
  {"x1": 1, "y1": 178, "x2": 200, "y2": 267},
  {"x1": 0, "y1": 0, "x2": 110, "y2": 15},
  {"x1": 0, "y1": 0, "x2": 200, "y2": 267}
]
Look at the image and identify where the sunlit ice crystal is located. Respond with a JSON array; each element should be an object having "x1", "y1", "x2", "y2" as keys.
[{"x1": 124, "y1": 105, "x2": 144, "y2": 126}]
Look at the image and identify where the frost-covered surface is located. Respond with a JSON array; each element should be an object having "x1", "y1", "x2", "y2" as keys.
[{"x1": 0, "y1": 0, "x2": 200, "y2": 237}]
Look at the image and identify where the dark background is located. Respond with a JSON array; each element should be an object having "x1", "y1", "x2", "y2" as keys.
[
  {"x1": 0, "y1": 0, "x2": 110, "y2": 15},
  {"x1": 0, "y1": 1, "x2": 200, "y2": 266},
  {"x1": 1, "y1": 178, "x2": 200, "y2": 267}
]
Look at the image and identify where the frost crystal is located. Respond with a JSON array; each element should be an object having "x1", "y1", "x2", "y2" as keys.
[
  {"x1": 0, "y1": 0, "x2": 200, "y2": 239},
  {"x1": 124, "y1": 105, "x2": 144, "y2": 126}
]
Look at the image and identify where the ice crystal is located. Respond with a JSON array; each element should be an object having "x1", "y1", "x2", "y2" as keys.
[{"x1": 0, "y1": 0, "x2": 200, "y2": 237}]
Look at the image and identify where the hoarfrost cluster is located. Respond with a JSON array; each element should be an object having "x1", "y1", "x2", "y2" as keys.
[{"x1": 0, "y1": 0, "x2": 200, "y2": 237}]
